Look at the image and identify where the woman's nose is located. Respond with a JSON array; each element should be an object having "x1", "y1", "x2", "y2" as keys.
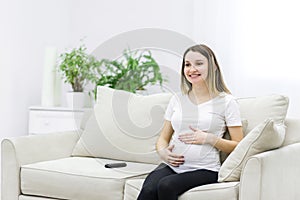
[{"x1": 190, "y1": 64, "x2": 198, "y2": 71}]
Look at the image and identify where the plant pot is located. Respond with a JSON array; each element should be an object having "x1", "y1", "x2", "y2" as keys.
[
  {"x1": 66, "y1": 92, "x2": 85, "y2": 109},
  {"x1": 84, "y1": 92, "x2": 95, "y2": 108},
  {"x1": 135, "y1": 89, "x2": 149, "y2": 96}
]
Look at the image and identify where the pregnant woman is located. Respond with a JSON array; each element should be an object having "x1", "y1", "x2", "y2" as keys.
[{"x1": 137, "y1": 44, "x2": 244, "y2": 200}]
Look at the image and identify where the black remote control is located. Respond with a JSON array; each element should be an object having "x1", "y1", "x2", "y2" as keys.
[{"x1": 104, "y1": 162, "x2": 127, "y2": 168}]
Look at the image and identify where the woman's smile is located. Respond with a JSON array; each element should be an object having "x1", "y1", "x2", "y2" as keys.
[{"x1": 188, "y1": 74, "x2": 201, "y2": 78}]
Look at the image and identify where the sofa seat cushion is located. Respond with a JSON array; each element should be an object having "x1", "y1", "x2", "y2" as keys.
[
  {"x1": 19, "y1": 195, "x2": 61, "y2": 200},
  {"x1": 124, "y1": 179, "x2": 239, "y2": 200},
  {"x1": 21, "y1": 157, "x2": 157, "y2": 200}
]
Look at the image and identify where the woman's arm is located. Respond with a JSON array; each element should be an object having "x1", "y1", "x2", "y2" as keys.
[
  {"x1": 156, "y1": 120, "x2": 185, "y2": 167},
  {"x1": 178, "y1": 126, "x2": 243, "y2": 154},
  {"x1": 212, "y1": 126, "x2": 243, "y2": 154}
]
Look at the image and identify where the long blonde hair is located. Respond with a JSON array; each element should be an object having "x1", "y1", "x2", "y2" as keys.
[{"x1": 180, "y1": 44, "x2": 231, "y2": 95}]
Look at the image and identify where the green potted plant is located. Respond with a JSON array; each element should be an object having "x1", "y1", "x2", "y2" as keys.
[
  {"x1": 58, "y1": 44, "x2": 101, "y2": 108},
  {"x1": 94, "y1": 49, "x2": 165, "y2": 97}
]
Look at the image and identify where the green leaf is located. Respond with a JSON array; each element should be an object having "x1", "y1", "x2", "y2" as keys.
[{"x1": 90, "y1": 48, "x2": 167, "y2": 98}]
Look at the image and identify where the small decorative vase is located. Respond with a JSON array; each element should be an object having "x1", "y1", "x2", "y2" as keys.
[{"x1": 66, "y1": 92, "x2": 85, "y2": 109}]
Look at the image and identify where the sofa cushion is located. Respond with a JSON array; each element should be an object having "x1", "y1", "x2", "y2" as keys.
[
  {"x1": 21, "y1": 157, "x2": 157, "y2": 200},
  {"x1": 282, "y1": 118, "x2": 300, "y2": 146},
  {"x1": 72, "y1": 86, "x2": 172, "y2": 164},
  {"x1": 124, "y1": 179, "x2": 239, "y2": 200},
  {"x1": 237, "y1": 94, "x2": 289, "y2": 134},
  {"x1": 218, "y1": 118, "x2": 286, "y2": 182}
]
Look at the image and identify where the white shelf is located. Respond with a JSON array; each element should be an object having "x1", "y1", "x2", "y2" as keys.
[
  {"x1": 28, "y1": 106, "x2": 88, "y2": 135},
  {"x1": 29, "y1": 106, "x2": 86, "y2": 112}
]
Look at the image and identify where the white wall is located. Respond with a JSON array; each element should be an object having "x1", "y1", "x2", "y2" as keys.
[
  {"x1": 1, "y1": 0, "x2": 299, "y2": 140},
  {"x1": 68, "y1": 0, "x2": 194, "y2": 51},
  {"x1": 0, "y1": 0, "x2": 71, "y2": 139},
  {"x1": 67, "y1": 0, "x2": 196, "y2": 94},
  {"x1": 193, "y1": 0, "x2": 300, "y2": 118},
  {"x1": 0, "y1": 0, "x2": 195, "y2": 139},
  {"x1": 235, "y1": 0, "x2": 300, "y2": 118}
]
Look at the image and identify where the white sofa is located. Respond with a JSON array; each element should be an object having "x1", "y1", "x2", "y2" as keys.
[{"x1": 2, "y1": 86, "x2": 300, "y2": 200}]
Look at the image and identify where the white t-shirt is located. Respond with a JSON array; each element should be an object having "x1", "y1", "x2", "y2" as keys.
[{"x1": 164, "y1": 92, "x2": 242, "y2": 173}]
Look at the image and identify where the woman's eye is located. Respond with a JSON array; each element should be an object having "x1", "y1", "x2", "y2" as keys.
[
  {"x1": 196, "y1": 62, "x2": 203, "y2": 65},
  {"x1": 185, "y1": 63, "x2": 191, "y2": 67}
]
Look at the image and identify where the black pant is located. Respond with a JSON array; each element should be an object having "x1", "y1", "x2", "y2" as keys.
[{"x1": 137, "y1": 163, "x2": 218, "y2": 200}]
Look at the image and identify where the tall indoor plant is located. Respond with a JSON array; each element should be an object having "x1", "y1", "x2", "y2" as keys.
[
  {"x1": 58, "y1": 44, "x2": 100, "y2": 108},
  {"x1": 94, "y1": 49, "x2": 165, "y2": 98}
]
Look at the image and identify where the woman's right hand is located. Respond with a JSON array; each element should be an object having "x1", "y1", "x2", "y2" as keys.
[{"x1": 159, "y1": 145, "x2": 184, "y2": 167}]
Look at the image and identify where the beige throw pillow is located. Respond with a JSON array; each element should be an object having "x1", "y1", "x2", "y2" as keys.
[
  {"x1": 72, "y1": 86, "x2": 172, "y2": 164},
  {"x1": 218, "y1": 118, "x2": 286, "y2": 182}
]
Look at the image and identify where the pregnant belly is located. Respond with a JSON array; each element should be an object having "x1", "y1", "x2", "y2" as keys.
[{"x1": 172, "y1": 142, "x2": 216, "y2": 164}]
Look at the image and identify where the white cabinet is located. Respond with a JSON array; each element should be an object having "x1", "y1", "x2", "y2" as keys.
[{"x1": 28, "y1": 106, "x2": 86, "y2": 134}]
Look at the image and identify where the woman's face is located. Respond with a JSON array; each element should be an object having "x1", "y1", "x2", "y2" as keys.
[{"x1": 184, "y1": 51, "x2": 209, "y2": 85}]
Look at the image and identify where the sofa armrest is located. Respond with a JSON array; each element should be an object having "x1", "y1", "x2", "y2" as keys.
[
  {"x1": 1, "y1": 131, "x2": 80, "y2": 200},
  {"x1": 240, "y1": 142, "x2": 300, "y2": 200}
]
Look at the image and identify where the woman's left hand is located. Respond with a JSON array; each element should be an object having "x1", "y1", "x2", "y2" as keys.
[{"x1": 178, "y1": 126, "x2": 216, "y2": 145}]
